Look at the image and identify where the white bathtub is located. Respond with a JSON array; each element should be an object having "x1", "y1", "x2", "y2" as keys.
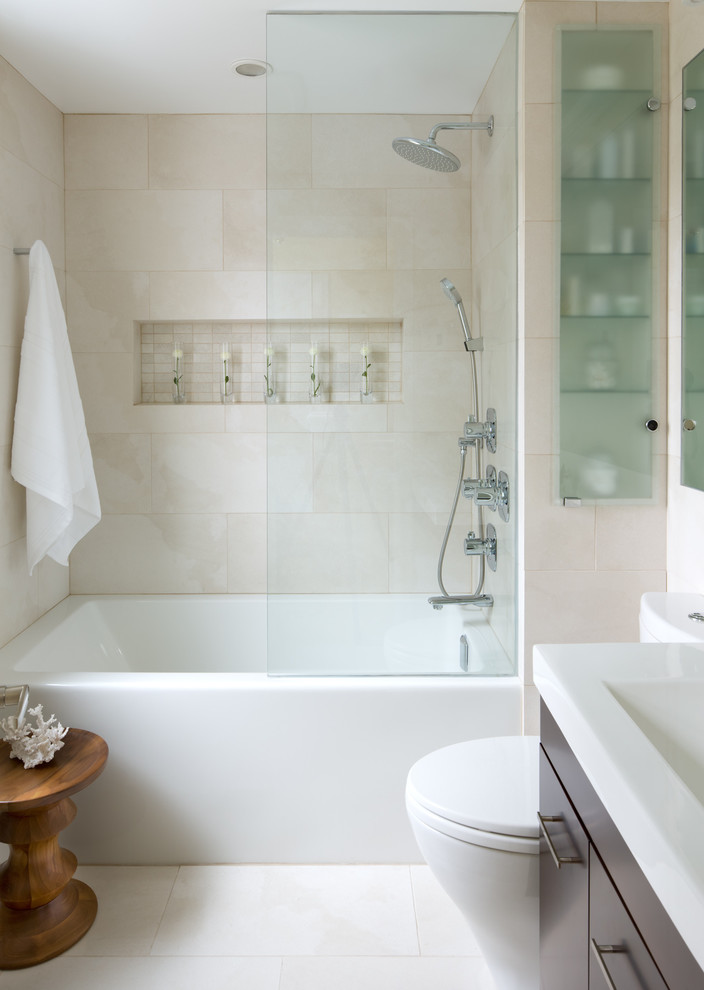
[{"x1": 0, "y1": 595, "x2": 522, "y2": 865}]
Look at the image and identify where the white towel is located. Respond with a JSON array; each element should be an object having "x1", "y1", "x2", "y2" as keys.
[{"x1": 11, "y1": 240, "x2": 101, "y2": 574}]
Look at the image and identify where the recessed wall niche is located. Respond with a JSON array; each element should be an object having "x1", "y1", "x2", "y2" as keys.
[{"x1": 138, "y1": 320, "x2": 402, "y2": 404}]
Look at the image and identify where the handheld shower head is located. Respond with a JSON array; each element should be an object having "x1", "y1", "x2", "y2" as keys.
[
  {"x1": 441, "y1": 278, "x2": 472, "y2": 350},
  {"x1": 440, "y1": 278, "x2": 463, "y2": 306}
]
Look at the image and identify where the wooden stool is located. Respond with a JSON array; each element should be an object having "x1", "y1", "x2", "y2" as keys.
[{"x1": 0, "y1": 728, "x2": 108, "y2": 969}]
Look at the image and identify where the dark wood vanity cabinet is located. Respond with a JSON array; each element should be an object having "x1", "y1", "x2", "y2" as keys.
[
  {"x1": 589, "y1": 849, "x2": 668, "y2": 990},
  {"x1": 539, "y1": 747, "x2": 589, "y2": 989},
  {"x1": 540, "y1": 701, "x2": 704, "y2": 990}
]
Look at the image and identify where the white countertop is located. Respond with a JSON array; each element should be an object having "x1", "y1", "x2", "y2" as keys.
[{"x1": 534, "y1": 641, "x2": 704, "y2": 972}]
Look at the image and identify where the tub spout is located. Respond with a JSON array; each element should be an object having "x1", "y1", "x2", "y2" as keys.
[
  {"x1": 428, "y1": 594, "x2": 494, "y2": 610},
  {"x1": 0, "y1": 684, "x2": 30, "y2": 729}
]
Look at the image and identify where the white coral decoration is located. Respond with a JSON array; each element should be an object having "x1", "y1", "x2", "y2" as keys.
[{"x1": 0, "y1": 704, "x2": 68, "y2": 769}]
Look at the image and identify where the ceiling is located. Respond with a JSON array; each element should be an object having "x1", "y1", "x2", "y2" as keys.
[{"x1": 0, "y1": 0, "x2": 522, "y2": 115}]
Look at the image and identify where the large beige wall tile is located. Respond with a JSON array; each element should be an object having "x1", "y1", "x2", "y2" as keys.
[
  {"x1": 149, "y1": 115, "x2": 265, "y2": 190},
  {"x1": 0, "y1": 345, "x2": 21, "y2": 446},
  {"x1": 149, "y1": 271, "x2": 266, "y2": 320},
  {"x1": 268, "y1": 513, "x2": 388, "y2": 593},
  {"x1": 387, "y1": 189, "x2": 471, "y2": 270},
  {"x1": 524, "y1": 103, "x2": 556, "y2": 224},
  {"x1": 65, "y1": 115, "x2": 148, "y2": 190},
  {"x1": 224, "y1": 190, "x2": 266, "y2": 270},
  {"x1": 475, "y1": 20, "x2": 519, "y2": 123},
  {"x1": 67, "y1": 272, "x2": 149, "y2": 353},
  {"x1": 312, "y1": 433, "x2": 459, "y2": 514},
  {"x1": 524, "y1": 3, "x2": 596, "y2": 106},
  {"x1": 0, "y1": 444, "x2": 25, "y2": 546},
  {"x1": 69, "y1": 514, "x2": 228, "y2": 594},
  {"x1": 671, "y1": 4, "x2": 704, "y2": 95},
  {"x1": 0, "y1": 540, "x2": 68, "y2": 649},
  {"x1": 268, "y1": 434, "x2": 313, "y2": 513},
  {"x1": 471, "y1": 133, "x2": 517, "y2": 262},
  {"x1": 524, "y1": 221, "x2": 558, "y2": 338},
  {"x1": 312, "y1": 114, "x2": 472, "y2": 190},
  {"x1": 311, "y1": 271, "x2": 397, "y2": 320},
  {"x1": 524, "y1": 337, "x2": 556, "y2": 456},
  {"x1": 268, "y1": 271, "x2": 313, "y2": 319},
  {"x1": 66, "y1": 190, "x2": 223, "y2": 271},
  {"x1": 0, "y1": 246, "x2": 29, "y2": 346},
  {"x1": 225, "y1": 405, "x2": 267, "y2": 433},
  {"x1": 227, "y1": 513, "x2": 267, "y2": 593},
  {"x1": 524, "y1": 454, "x2": 596, "y2": 569},
  {"x1": 0, "y1": 148, "x2": 64, "y2": 262},
  {"x1": 151, "y1": 434, "x2": 266, "y2": 513},
  {"x1": 392, "y1": 268, "x2": 474, "y2": 346},
  {"x1": 473, "y1": 235, "x2": 518, "y2": 350},
  {"x1": 388, "y1": 351, "x2": 471, "y2": 433},
  {"x1": 268, "y1": 189, "x2": 387, "y2": 271},
  {"x1": 267, "y1": 114, "x2": 312, "y2": 189},
  {"x1": 0, "y1": 56, "x2": 63, "y2": 186},
  {"x1": 90, "y1": 434, "x2": 152, "y2": 513},
  {"x1": 524, "y1": 568, "x2": 666, "y2": 681},
  {"x1": 266, "y1": 403, "x2": 388, "y2": 434},
  {"x1": 74, "y1": 353, "x2": 226, "y2": 434},
  {"x1": 667, "y1": 469, "x2": 704, "y2": 591},
  {"x1": 596, "y1": 503, "x2": 666, "y2": 571},
  {"x1": 388, "y1": 510, "x2": 473, "y2": 593}
]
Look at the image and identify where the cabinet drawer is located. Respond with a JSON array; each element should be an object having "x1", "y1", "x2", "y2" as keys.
[
  {"x1": 590, "y1": 848, "x2": 669, "y2": 990},
  {"x1": 540, "y1": 746, "x2": 590, "y2": 990}
]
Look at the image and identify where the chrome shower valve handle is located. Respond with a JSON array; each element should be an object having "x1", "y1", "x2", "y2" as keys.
[
  {"x1": 461, "y1": 409, "x2": 497, "y2": 453},
  {"x1": 462, "y1": 465, "x2": 510, "y2": 521},
  {"x1": 464, "y1": 524, "x2": 498, "y2": 571}
]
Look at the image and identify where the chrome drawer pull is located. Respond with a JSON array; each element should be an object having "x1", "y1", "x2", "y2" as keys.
[
  {"x1": 591, "y1": 939, "x2": 630, "y2": 990},
  {"x1": 537, "y1": 812, "x2": 582, "y2": 869}
]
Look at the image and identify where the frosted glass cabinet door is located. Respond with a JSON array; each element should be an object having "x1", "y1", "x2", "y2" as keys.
[
  {"x1": 558, "y1": 28, "x2": 661, "y2": 501},
  {"x1": 683, "y1": 49, "x2": 704, "y2": 492}
]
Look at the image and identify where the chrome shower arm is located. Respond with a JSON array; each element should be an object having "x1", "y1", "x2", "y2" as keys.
[{"x1": 428, "y1": 118, "x2": 494, "y2": 141}]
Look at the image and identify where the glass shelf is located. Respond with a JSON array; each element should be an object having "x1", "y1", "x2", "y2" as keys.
[{"x1": 562, "y1": 388, "x2": 650, "y2": 396}]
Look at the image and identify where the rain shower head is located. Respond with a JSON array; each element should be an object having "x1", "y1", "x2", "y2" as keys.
[
  {"x1": 392, "y1": 135, "x2": 461, "y2": 173},
  {"x1": 392, "y1": 118, "x2": 493, "y2": 172}
]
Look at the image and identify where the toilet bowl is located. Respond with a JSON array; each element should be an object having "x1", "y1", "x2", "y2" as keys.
[
  {"x1": 639, "y1": 591, "x2": 704, "y2": 643},
  {"x1": 406, "y1": 735, "x2": 539, "y2": 990}
]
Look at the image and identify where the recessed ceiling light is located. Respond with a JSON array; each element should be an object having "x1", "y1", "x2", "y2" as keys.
[{"x1": 231, "y1": 60, "x2": 272, "y2": 78}]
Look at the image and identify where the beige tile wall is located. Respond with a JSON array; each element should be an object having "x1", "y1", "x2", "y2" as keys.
[
  {"x1": 0, "y1": 57, "x2": 69, "y2": 650},
  {"x1": 666, "y1": 2, "x2": 704, "y2": 594},
  {"x1": 521, "y1": 2, "x2": 669, "y2": 688},
  {"x1": 65, "y1": 111, "x2": 487, "y2": 603}
]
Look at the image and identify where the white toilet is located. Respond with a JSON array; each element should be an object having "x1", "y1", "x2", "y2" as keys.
[
  {"x1": 405, "y1": 735, "x2": 539, "y2": 990},
  {"x1": 639, "y1": 591, "x2": 704, "y2": 643}
]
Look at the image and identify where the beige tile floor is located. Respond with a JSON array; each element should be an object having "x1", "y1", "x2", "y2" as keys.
[{"x1": 0, "y1": 864, "x2": 497, "y2": 990}]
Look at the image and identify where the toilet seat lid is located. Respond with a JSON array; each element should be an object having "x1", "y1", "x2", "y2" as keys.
[{"x1": 406, "y1": 736, "x2": 539, "y2": 839}]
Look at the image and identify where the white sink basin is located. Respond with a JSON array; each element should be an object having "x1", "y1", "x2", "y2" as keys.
[
  {"x1": 533, "y1": 641, "x2": 704, "y2": 972},
  {"x1": 606, "y1": 679, "x2": 704, "y2": 807}
]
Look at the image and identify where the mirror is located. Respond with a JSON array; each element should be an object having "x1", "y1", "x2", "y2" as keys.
[{"x1": 683, "y1": 49, "x2": 704, "y2": 490}]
